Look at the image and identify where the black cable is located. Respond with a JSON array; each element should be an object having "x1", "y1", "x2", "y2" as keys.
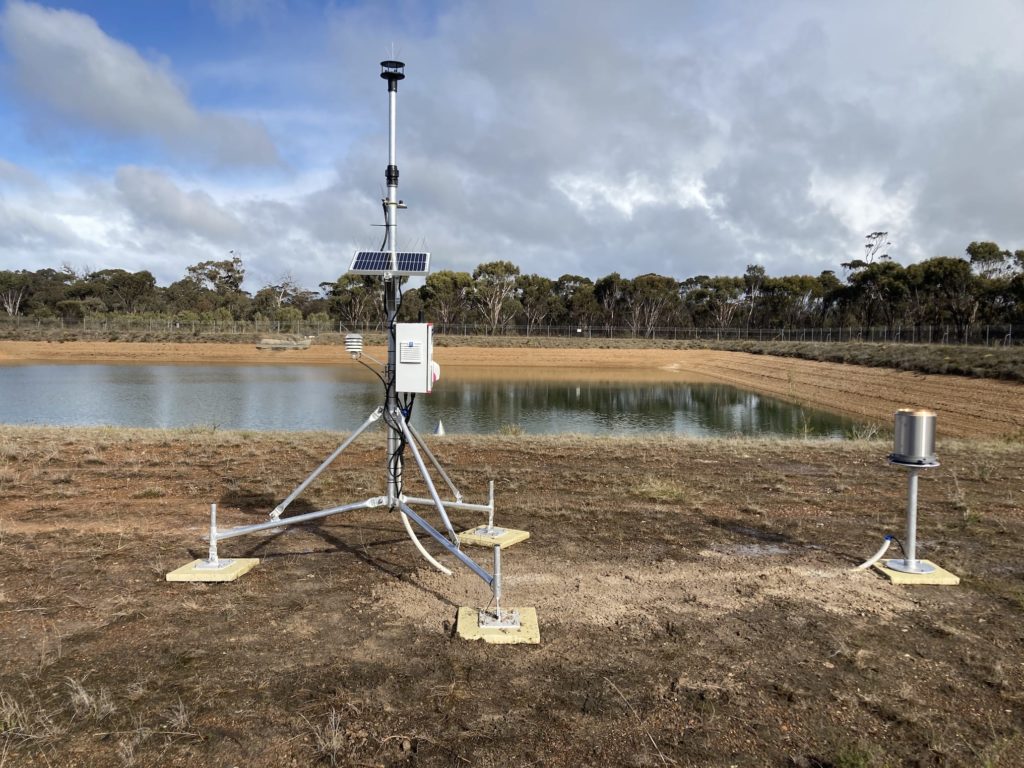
[
  {"x1": 890, "y1": 535, "x2": 907, "y2": 558},
  {"x1": 356, "y1": 357, "x2": 386, "y2": 386}
]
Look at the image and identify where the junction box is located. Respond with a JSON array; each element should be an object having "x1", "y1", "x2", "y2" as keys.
[{"x1": 395, "y1": 322, "x2": 435, "y2": 393}]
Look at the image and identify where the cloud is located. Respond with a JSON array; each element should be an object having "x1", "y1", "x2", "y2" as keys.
[
  {"x1": 4, "y1": 0, "x2": 1024, "y2": 292},
  {"x1": 0, "y1": 0, "x2": 278, "y2": 166},
  {"x1": 115, "y1": 167, "x2": 246, "y2": 242}
]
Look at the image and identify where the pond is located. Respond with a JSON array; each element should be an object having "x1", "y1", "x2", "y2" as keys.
[{"x1": 0, "y1": 364, "x2": 859, "y2": 437}]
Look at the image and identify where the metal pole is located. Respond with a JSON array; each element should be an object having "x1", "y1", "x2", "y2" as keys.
[
  {"x1": 493, "y1": 544, "x2": 502, "y2": 611},
  {"x1": 384, "y1": 63, "x2": 401, "y2": 507},
  {"x1": 399, "y1": 502, "x2": 492, "y2": 585},
  {"x1": 886, "y1": 466, "x2": 935, "y2": 574},
  {"x1": 215, "y1": 498, "x2": 382, "y2": 542},
  {"x1": 208, "y1": 504, "x2": 219, "y2": 564},
  {"x1": 905, "y1": 469, "x2": 919, "y2": 567},
  {"x1": 396, "y1": 411, "x2": 459, "y2": 542},
  {"x1": 270, "y1": 408, "x2": 382, "y2": 520},
  {"x1": 406, "y1": 421, "x2": 463, "y2": 501}
]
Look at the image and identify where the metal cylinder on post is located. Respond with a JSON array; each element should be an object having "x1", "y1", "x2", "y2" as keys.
[
  {"x1": 886, "y1": 409, "x2": 938, "y2": 575},
  {"x1": 891, "y1": 409, "x2": 937, "y2": 465}
]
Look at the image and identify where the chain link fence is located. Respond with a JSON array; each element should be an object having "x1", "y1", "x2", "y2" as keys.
[{"x1": 0, "y1": 315, "x2": 1020, "y2": 346}]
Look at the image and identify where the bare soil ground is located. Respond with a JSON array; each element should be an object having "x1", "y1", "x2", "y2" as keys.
[
  {"x1": 1, "y1": 341, "x2": 1022, "y2": 438},
  {"x1": 1, "y1": 426, "x2": 1022, "y2": 767}
]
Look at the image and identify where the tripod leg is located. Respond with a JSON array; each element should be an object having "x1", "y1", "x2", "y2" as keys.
[
  {"x1": 395, "y1": 410, "x2": 459, "y2": 543},
  {"x1": 406, "y1": 421, "x2": 462, "y2": 501},
  {"x1": 269, "y1": 407, "x2": 383, "y2": 520}
]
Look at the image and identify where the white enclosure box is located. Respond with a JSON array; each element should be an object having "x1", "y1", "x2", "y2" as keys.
[{"x1": 395, "y1": 323, "x2": 434, "y2": 393}]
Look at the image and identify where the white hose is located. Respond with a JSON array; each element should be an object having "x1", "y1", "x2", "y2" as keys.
[
  {"x1": 853, "y1": 537, "x2": 892, "y2": 571},
  {"x1": 399, "y1": 510, "x2": 453, "y2": 575}
]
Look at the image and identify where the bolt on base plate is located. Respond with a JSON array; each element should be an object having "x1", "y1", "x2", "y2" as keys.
[{"x1": 456, "y1": 606, "x2": 540, "y2": 644}]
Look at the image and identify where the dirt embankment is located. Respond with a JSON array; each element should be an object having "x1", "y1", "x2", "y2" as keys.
[{"x1": 1, "y1": 340, "x2": 1022, "y2": 437}]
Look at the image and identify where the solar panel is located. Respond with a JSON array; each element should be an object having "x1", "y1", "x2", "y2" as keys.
[{"x1": 349, "y1": 251, "x2": 431, "y2": 276}]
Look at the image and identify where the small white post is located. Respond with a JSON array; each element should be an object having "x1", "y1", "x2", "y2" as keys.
[
  {"x1": 487, "y1": 480, "x2": 495, "y2": 532},
  {"x1": 492, "y1": 544, "x2": 502, "y2": 616},
  {"x1": 207, "y1": 504, "x2": 219, "y2": 565}
]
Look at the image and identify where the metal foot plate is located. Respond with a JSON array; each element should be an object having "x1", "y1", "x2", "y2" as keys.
[
  {"x1": 456, "y1": 606, "x2": 540, "y2": 644},
  {"x1": 458, "y1": 527, "x2": 530, "y2": 549},
  {"x1": 166, "y1": 558, "x2": 260, "y2": 582},
  {"x1": 874, "y1": 559, "x2": 960, "y2": 585}
]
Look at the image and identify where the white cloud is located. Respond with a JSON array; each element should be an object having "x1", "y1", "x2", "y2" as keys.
[
  {"x1": 3, "y1": 0, "x2": 1024, "y2": 290},
  {"x1": 115, "y1": 166, "x2": 245, "y2": 242},
  {"x1": 0, "y1": 1, "x2": 278, "y2": 166},
  {"x1": 808, "y1": 170, "x2": 918, "y2": 247}
]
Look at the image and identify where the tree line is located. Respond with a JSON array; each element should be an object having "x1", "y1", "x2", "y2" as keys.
[{"x1": 1, "y1": 240, "x2": 1022, "y2": 340}]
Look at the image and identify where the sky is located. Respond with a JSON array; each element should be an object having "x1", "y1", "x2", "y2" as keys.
[{"x1": 1, "y1": 0, "x2": 1023, "y2": 293}]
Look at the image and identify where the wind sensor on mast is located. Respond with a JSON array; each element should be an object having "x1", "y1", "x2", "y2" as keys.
[{"x1": 167, "y1": 59, "x2": 538, "y2": 645}]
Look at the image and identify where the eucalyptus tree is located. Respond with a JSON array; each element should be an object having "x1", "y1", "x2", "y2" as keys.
[
  {"x1": 907, "y1": 257, "x2": 979, "y2": 341},
  {"x1": 515, "y1": 274, "x2": 559, "y2": 335},
  {"x1": 679, "y1": 275, "x2": 744, "y2": 328},
  {"x1": 320, "y1": 275, "x2": 384, "y2": 328},
  {"x1": 844, "y1": 260, "x2": 910, "y2": 327},
  {"x1": 420, "y1": 270, "x2": 473, "y2": 326},
  {"x1": 742, "y1": 264, "x2": 766, "y2": 328},
  {"x1": 594, "y1": 272, "x2": 628, "y2": 331},
  {"x1": 625, "y1": 273, "x2": 682, "y2": 337},
  {"x1": 472, "y1": 261, "x2": 521, "y2": 334},
  {"x1": 0, "y1": 270, "x2": 30, "y2": 316},
  {"x1": 88, "y1": 269, "x2": 157, "y2": 314}
]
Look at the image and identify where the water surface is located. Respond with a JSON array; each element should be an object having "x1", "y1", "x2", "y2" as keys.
[{"x1": 0, "y1": 363, "x2": 858, "y2": 437}]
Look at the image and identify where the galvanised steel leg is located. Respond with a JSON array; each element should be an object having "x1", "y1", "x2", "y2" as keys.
[
  {"x1": 406, "y1": 420, "x2": 463, "y2": 501},
  {"x1": 217, "y1": 498, "x2": 385, "y2": 541},
  {"x1": 398, "y1": 502, "x2": 492, "y2": 584},
  {"x1": 269, "y1": 408, "x2": 383, "y2": 520},
  {"x1": 396, "y1": 410, "x2": 459, "y2": 543},
  {"x1": 193, "y1": 503, "x2": 238, "y2": 571},
  {"x1": 479, "y1": 543, "x2": 520, "y2": 629}
]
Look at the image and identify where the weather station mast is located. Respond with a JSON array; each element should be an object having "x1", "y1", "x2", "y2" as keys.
[
  {"x1": 380, "y1": 59, "x2": 406, "y2": 506},
  {"x1": 167, "y1": 60, "x2": 539, "y2": 645}
]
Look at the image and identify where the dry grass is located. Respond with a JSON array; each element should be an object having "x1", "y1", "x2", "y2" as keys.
[
  {"x1": 66, "y1": 678, "x2": 116, "y2": 722},
  {"x1": 0, "y1": 690, "x2": 65, "y2": 745},
  {"x1": 632, "y1": 475, "x2": 691, "y2": 504},
  {"x1": 308, "y1": 709, "x2": 348, "y2": 766}
]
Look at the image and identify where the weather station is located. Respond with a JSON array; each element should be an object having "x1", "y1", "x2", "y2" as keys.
[{"x1": 167, "y1": 60, "x2": 538, "y2": 644}]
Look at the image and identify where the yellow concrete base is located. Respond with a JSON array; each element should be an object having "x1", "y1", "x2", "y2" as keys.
[
  {"x1": 166, "y1": 558, "x2": 260, "y2": 582},
  {"x1": 874, "y1": 559, "x2": 960, "y2": 585},
  {"x1": 456, "y1": 606, "x2": 540, "y2": 645},
  {"x1": 458, "y1": 527, "x2": 530, "y2": 549}
]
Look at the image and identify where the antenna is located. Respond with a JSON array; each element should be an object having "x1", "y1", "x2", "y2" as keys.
[{"x1": 167, "y1": 59, "x2": 539, "y2": 645}]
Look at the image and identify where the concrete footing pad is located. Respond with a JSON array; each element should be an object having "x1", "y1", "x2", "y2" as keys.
[
  {"x1": 458, "y1": 527, "x2": 530, "y2": 549},
  {"x1": 166, "y1": 558, "x2": 259, "y2": 582},
  {"x1": 874, "y1": 559, "x2": 960, "y2": 585},
  {"x1": 456, "y1": 606, "x2": 540, "y2": 644}
]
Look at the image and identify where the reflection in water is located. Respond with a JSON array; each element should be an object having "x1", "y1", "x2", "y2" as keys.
[{"x1": 0, "y1": 364, "x2": 857, "y2": 437}]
